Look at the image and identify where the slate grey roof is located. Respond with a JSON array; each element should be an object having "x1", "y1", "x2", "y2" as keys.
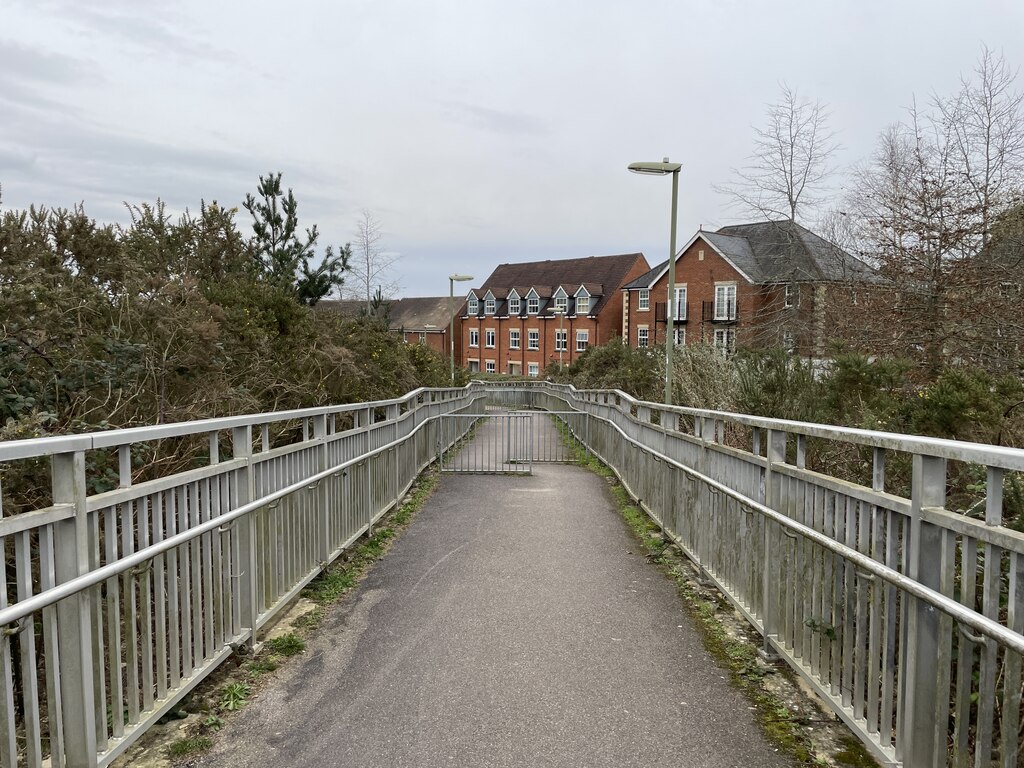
[
  {"x1": 623, "y1": 220, "x2": 880, "y2": 288},
  {"x1": 388, "y1": 297, "x2": 456, "y2": 331}
]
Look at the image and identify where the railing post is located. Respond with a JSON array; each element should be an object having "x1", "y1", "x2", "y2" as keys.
[
  {"x1": 232, "y1": 426, "x2": 258, "y2": 647},
  {"x1": 761, "y1": 429, "x2": 786, "y2": 659},
  {"x1": 902, "y1": 453, "x2": 946, "y2": 767},
  {"x1": 313, "y1": 415, "x2": 330, "y2": 565},
  {"x1": 52, "y1": 451, "x2": 98, "y2": 768}
]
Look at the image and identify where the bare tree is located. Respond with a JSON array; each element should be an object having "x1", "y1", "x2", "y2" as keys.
[
  {"x1": 718, "y1": 83, "x2": 840, "y2": 222},
  {"x1": 843, "y1": 47, "x2": 1024, "y2": 373},
  {"x1": 348, "y1": 210, "x2": 401, "y2": 310}
]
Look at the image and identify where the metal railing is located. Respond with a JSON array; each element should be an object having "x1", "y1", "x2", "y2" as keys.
[
  {"x1": 482, "y1": 380, "x2": 1024, "y2": 768},
  {"x1": 0, "y1": 387, "x2": 483, "y2": 768}
]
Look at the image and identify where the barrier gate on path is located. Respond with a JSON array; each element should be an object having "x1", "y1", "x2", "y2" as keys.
[{"x1": 438, "y1": 409, "x2": 585, "y2": 474}]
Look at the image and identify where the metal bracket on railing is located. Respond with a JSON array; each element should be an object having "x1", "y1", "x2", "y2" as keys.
[
  {"x1": 307, "y1": 479, "x2": 322, "y2": 491},
  {"x1": 217, "y1": 520, "x2": 237, "y2": 533},
  {"x1": 855, "y1": 570, "x2": 876, "y2": 582},
  {"x1": 781, "y1": 529, "x2": 799, "y2": 541},
  {"x1": 2, "y1": 617, "x2": 29, "y2": 637},
  {"x1": 958, "y1": 623, "x2": 992, "y2": 646},
  {"x1": 229, "y1": 569, "x2": 245, "y2": 580},
  {"x1": 267, "y1": 501, "x2": 280, "y2": 511},
  {"x1": 128, "y1": 562, "x2": 153, "y2": 578}
]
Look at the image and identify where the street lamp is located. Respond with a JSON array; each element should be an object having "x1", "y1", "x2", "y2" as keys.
[
  {"x1": 449, "y1": 274, "x2": 474, "y2": 385},
  {"x1": 628, "y1": 158, "x2": 681, "y2": 405},
  {"x1": 551, "y1": 305, "x2": 566, "y2": 368}
]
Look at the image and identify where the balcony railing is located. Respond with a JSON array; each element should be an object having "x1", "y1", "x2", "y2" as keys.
[
  {"x1": 702, "y1": 299, "x2": 739, "y2": 323},
  {"x1": 654, "y1": 301, "x2": 688, "y2": 323}
]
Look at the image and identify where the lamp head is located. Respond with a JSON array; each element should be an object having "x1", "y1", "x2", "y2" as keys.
[
  {"x1": 449, "y1": 274, "x2": 474, "y2": 282},
  {"x1": 628, "y1": 159, "x2": 682, "y2": 176}
]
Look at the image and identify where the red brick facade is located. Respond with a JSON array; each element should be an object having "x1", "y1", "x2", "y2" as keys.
[{"x1": 459, "y1": 253, "x2": 650, "y2": 375}]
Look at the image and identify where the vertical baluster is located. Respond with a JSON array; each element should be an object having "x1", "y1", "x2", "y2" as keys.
[
  {"x1": 1003, "y1": 551, "x2": 1023, "y2": 767},
  {"x1": 976, "y1": 466, "x2": 1004, "y2": 765},
  {"x1": 15, "y1": 531, "x2": 42, "y2": 765},
  {"x1": 39, "y1": 525, "x2": 64, "y2": 765}
]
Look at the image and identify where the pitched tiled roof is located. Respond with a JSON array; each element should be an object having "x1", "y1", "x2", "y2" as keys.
[
  {"x1": 467, "y1": 253, "x2": 647, "y2": 317},
  {"x1": 388, "y1": 297, "x2": 457, "y2": 331},
  {"x1": 623, "y1": 220, "x2": 881, "y2": 288}
]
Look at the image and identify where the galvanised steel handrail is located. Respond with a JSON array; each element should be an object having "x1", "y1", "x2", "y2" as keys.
[
  {"x1": 489, "y1": 380, "x2": 1024, "y2": 768},
  {"x1": 0, "y1": 386, "x2": 484, "y2": 768}
]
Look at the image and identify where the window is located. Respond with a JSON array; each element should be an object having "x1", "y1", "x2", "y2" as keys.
[
  {"x1": 528, "y1": 363, "x2": 539, "y2": 377},
  {"x1": 467, "y1": 296, "x2": 478, "y2": 314},
  {"x1": 469, "y1": 329, "x2": 479, "y2": 348},
  {"x1": 509, "y1": 329, "x2": 520, "y2": 349},
  {"x1": 484, "y1": 296, "x2": 496, "y2": 315},
  {"x1": 674, "y1": 285, "x2": 687, "y2": 320},
  {"x1": 638, "y1": 326, "x2": 649, "y2": 347},
  {"x1": 555, "y1": 330, "x2": 567, "y2": 351},
  {"x1": 673, "y1": 327, "x2": 685, "y2": 346},
  {"x1": 527, "y1": 296, "x2": 540, "y2": 314},
  {"x1": 783, "y1": 330, "x2": 795, "y2": 352},
  {"x1": 508, "y1": 296, "x2": 521, "y2": 314},
  {"x1": 714, "y1": 284, "x2": 737, "y2": 320},
  {"x1": 553, "y1": 294, "x2": 568, "y2": 312},
  {"x1": 418, "y1": 332, "x2": 426, "y2": 344},
  {"x1": 714, "y1": 328, "x2": 736, "y2": 356},
  {"x1": 638, "y1": 289, "x2": 650, "y2": 311},
  {"x1": 485, "y1": 329, "x2": 495, "y2": 348},
  {"x1": 784, "y1": 284, "x2": 796, "y2": 309},
  {"x1": 576, "y1": 330, "x2": 589, "y2": 352},
  {"x1": 576, "y1": 295, "x2": 590, "y2": 314},
  {"x1": 527, "y1": 330, "x2": 540, "y2": 350},
  {"x1": 468, "y1": 360, "x2": 479, "y2": 372},
  {"x1": 485, "y1": 360, "x2": 496, "y2": 373}
]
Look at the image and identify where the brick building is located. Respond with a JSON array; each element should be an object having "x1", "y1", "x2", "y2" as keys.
[
  {"x1": 460, "y1": 253, "x2": 650, "y2": 375},
  {"x1": 622, "y1": 220, "x2": 882, "y2": 357},
  {"x1": 389, "y1": 296, "x2": 464, "y2": 365}
]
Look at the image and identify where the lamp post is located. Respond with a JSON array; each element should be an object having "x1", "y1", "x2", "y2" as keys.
[
  {"x1": 449, "y1": 274, "x2": 474, "y2": 385},
  {"x1": 551, "y1": 306, "x2": 566, "y2": 368},
  {"x1": 628, "y1": 158, "x2": 681, "y2": 405}
]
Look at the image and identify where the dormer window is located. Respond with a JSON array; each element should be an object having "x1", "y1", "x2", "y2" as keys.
[
  {"x1": 484, "y1": 296, "x2": 496, "y2": 314},
  {"x1": 553, "y1": 288, "x2": 568, "y2": 313},
  {"x1": 576, "y1": 296, "x2": 589, "y2": 314},
  {"x1": 466, "y1": 294, "x2": 479, "y2": 314},
  {"x1": 508, "y1": 292, "x2": 521, "y2": 315},
  {"x1": 526, "y1": 291, "x2": 540, "y2": 314}
]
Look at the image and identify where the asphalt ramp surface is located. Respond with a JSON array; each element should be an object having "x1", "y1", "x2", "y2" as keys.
[{"x1": 200, "y1": 462, "x2": 794, "y2": 768}]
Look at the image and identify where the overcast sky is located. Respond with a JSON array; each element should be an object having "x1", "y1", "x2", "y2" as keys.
[{"x1": 3, "y1": 0, "x2": 1023, "y2": 297}]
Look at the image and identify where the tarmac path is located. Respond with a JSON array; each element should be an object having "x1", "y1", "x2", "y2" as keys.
[{"x1": 200, "y1": 428, "x2": 794, "y2": 768}]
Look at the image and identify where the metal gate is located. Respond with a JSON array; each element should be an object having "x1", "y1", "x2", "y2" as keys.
[{"x1": 438, "y1": 410, "x2": 586, "y2": 474}]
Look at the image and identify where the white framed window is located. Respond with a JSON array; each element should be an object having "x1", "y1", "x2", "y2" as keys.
[
  {"x1": 484, "y1": 296, "x2": 496, "y2": 315},
  {"x1": 485, "y1": 360, "x2": 496, "y2": 373},
  {"x1": 528, "y1": 363, "x2": 539, "y2": 377},
  {"x1": 469, "y1": 329, "x2": 479, "y2": 348},
  {"x1": 509, "y1": 329, "x2": 520, "y2": 349},
  {"x1": 783, "y1": 330, "x2": 795, "y2": 352},
  {"x1": 674, "y1": 285, "x2": 687, "y2": 320},
  {"x1": 555, "y1": 330, "x2": 567, "y2": 351},
  {"x1": 485, "y1": 329, "x2": 495, "y2": 348},
  {"x1": 553, "y1": 294, "x2": 568, "y2": 312},
  {"x1": 527, "y1": 295, "x2": 540, "y2": 314},
  {"x1": 784, "y1": 284, "x2": 796, "y2": 309},
  {"x1": 508, "y1": 296, "x2": 521, "y2": 314},
  {"x1": 467, "y1": 296, "x2": 478, "y2": 314},
  {"x1": 576, "y1": 329, "x2": 589, "y2": 352},
  {"x1": 468, "y1": 360, "x2": 479, "y2": 372},
  {"x1": 637, "y1": 326, "x2": 649, "y2": 347},
  {"x1": 714, "y1": 328, "x2": 736, "y2": 356},
  {"x1": 637, "y1": 289, "x2": 650, "y2": 311},
  {"x1": 673, "y1": 327, "x2": 685, "y2": 346},
  {"x1": 418, "y1": 332, "x2": 426, "y2": 344},
  {"x1": 527, "y1": 330, "x2": 540, "y2": 350},
  {"x1": 714, "y1": 284, "x2": 737, "y2": 320},
  {"x1": 576, "y1": 295, "x2": 590, "y2": 314}
]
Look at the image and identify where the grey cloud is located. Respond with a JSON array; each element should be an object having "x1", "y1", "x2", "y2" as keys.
[
  {"x1": 441, "y1": 100, "x2": 549, "y2": 137},
  {"x1": 0, "y1": 38, "x2": 92, "y2": 85}
]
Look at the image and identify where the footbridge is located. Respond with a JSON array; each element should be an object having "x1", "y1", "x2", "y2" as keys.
[{"x1": 1, "y1": 382, "x2": 1022, "y2": 767}]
